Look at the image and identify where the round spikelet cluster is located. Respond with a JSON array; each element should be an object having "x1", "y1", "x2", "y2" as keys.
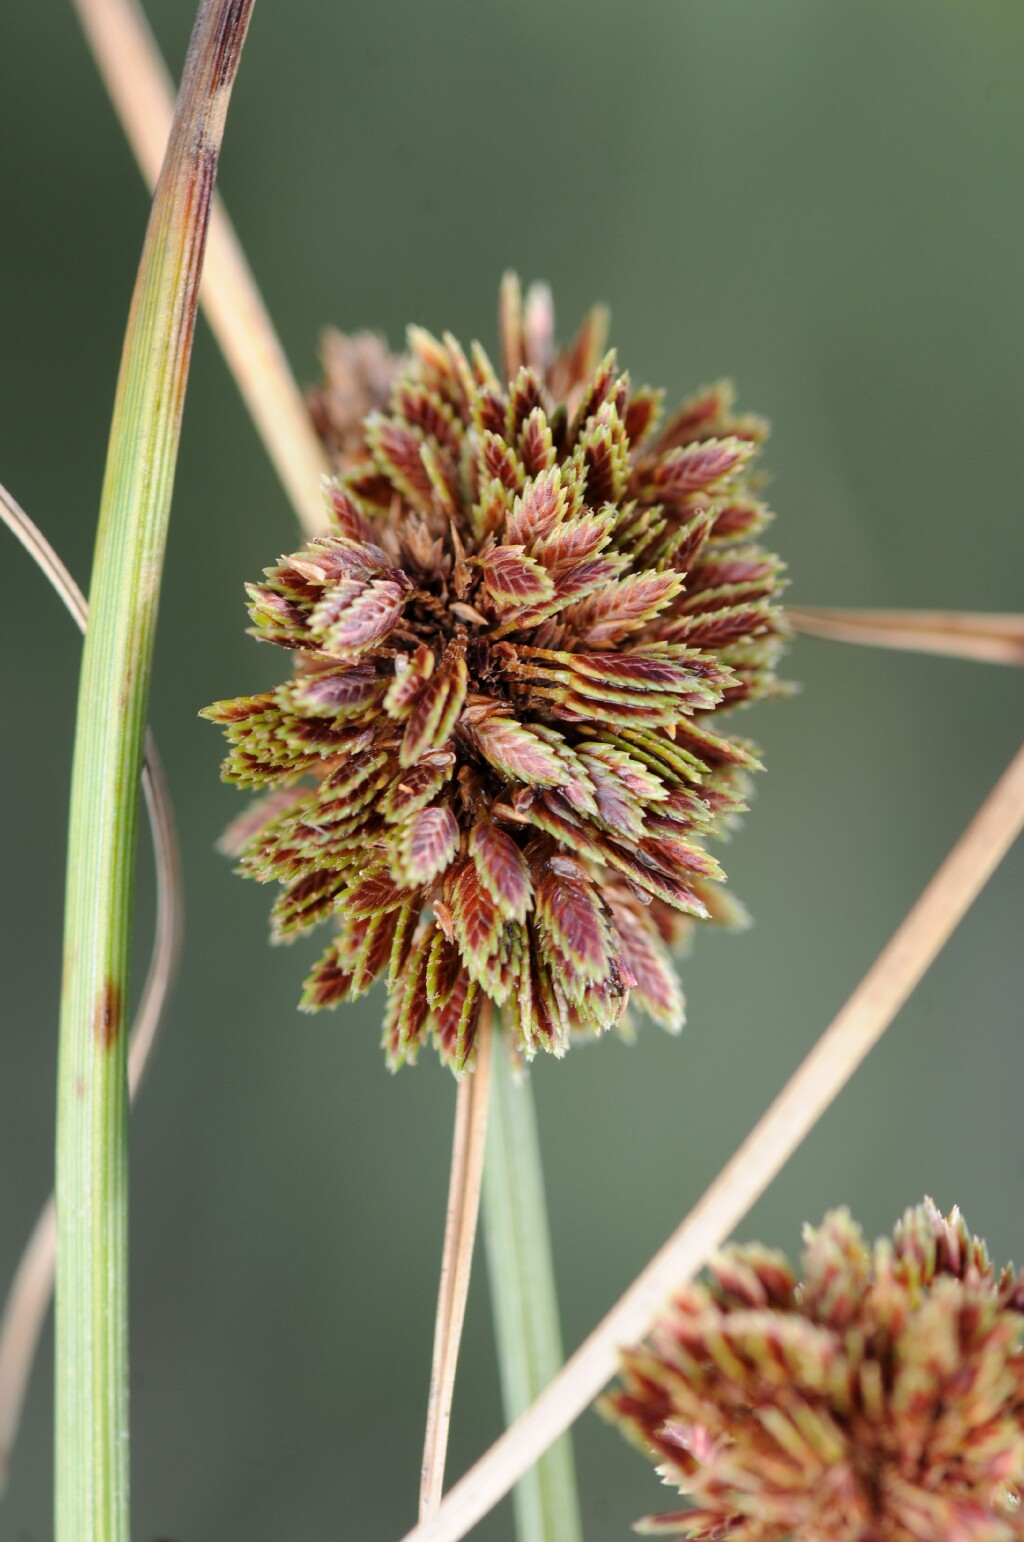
[
  {"x1": 604, "y1": 1199, "x2": 1024, "y2": 1540},
  {"x1": 203, "y1": 276, "x2": 787, "y2": 1071}
]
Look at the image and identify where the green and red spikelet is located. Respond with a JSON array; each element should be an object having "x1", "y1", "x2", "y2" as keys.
[
  {"x1": 604, "y1": 1199, "x2": 1024, "y2": 1541},
  {"x1": 203, "y1": 276, "x2": 788, "y2": 1072}
]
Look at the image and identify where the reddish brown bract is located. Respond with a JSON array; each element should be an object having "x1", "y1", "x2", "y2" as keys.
[
  {"x1": 203, "y1": 276, "x2": 787, "y2": 1071},
  {"x1": 604, "y1": 1200, "x2": 1024, "y2": 1541}
]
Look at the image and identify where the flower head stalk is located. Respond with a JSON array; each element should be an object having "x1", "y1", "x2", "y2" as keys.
[
  {"x1": 204, "y1": 276, "x2": 787, "y2": 1071},
  {"x1": 604, "y1": 1198, "x2": 1024, "y2": 1540}
]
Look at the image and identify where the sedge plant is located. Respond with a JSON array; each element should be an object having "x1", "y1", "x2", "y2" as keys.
[{"x1": 0, "y1": 4, "x2": 1021, "y2": 1541}]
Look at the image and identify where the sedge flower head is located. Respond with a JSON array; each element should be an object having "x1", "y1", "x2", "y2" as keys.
[
  {"x1": 203, "y1": 276, "x2": 787, "y2": 1072},
  {"x1": 603, "y1": 1198, "x2": 1024, "y2": 1540}
]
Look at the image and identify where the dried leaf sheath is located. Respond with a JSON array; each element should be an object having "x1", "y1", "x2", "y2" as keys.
[
  {"x1": 205, "y1": 278, "x2": 788, "y2": 1069},
  {"x1": 420, "y1": 1015, "x2": 494, "y2": 1519}
]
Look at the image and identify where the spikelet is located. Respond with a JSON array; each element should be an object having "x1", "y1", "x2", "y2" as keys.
[
  {"x1": 203, "y1": 277, "x2": 788, "y2": 1072},
  {"x1": 603, "y1": 1199, "x2": 1024, "y2": 1540}
]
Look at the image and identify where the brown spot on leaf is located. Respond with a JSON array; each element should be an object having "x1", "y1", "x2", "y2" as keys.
[{"x1": 94, "y1": 980, "x2": 123, "y2": 1051}]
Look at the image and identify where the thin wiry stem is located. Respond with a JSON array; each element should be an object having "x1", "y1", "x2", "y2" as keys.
[
  {"x1": 72, "y1": 0, "x2": 329, "y2": 537},
  {"x1": 400, "y1": 738, "x2": 1024, "y2": 1542},
  {"x1": 1, "y1": 482, "x2": 87, "y2": 632},
  {"x1": 789, "y1": 606, "x2": 1024, "y2": 665},
  {"x1": 420, "y1": 1014, "x2": 494, "y2": 1521},
  {"x1": 0, "y1": 487, "x2": 182, "y2": 1490}
]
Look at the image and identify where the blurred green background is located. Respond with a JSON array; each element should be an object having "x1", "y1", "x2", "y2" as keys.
[{"x1": 2, "y1": 3, "x2": 1023, "y2": 1538}]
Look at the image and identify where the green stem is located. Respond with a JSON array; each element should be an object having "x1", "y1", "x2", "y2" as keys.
[
  {"x1": 54, "y1": 5, "x2": 252, "y2": 1538},
  {"x1": 481, "y1": 1039, "x2": 583, "y2": 1542}
]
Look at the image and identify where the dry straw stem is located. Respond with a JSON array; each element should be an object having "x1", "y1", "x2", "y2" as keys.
[
  {"x1": 0, "y1": 482, "x2": 182, "y2": 1491},
  {"x1": 72, "y1": 0, "x2": 330, "y2": 537},
  {"x1": 420, "y1": 1016, "x2": 494, "y2": 1520},
  {"x1": 401, "y1": 737, "x2": 1024, "y2": 1542},
  {"x1": 790, "y1": 606, "x2": 1024, "y2": 666}
]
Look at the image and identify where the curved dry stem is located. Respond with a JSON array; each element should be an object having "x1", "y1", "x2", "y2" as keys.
[
  {"x1": 1, "y1": 483, "x2": 87, "y2": 631},
  {"x1": 420, "y1": 1016, "x2": 494, "y2": 1521},
  {"x1": 401, "y1": 739, "x2": 1024, "y2": 1542},
  {"x1": 72, "y1": 0, "x2": 330, "y2": 537},
  {"x1": 0, "y1": 482, "x2": 183, "y2": 1490},
  {"x1": 790, "y1": 606, "x2": 1024, "y2": 665}
]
